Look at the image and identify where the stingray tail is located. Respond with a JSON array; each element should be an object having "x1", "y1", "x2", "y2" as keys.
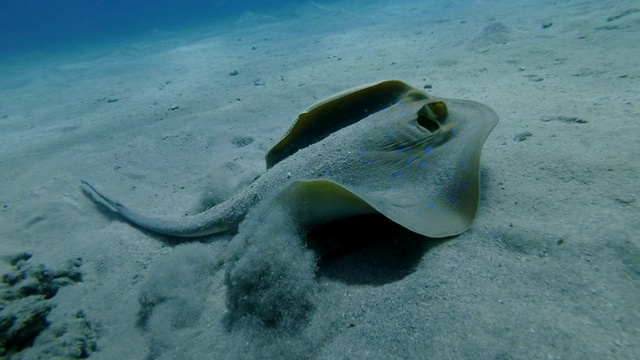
[
  {"x1": 80, "y1": 180, "x2": 232, "y2": 237},
  {"x1": 80, "y1": 180, "x2": 125, "y2": 213}
]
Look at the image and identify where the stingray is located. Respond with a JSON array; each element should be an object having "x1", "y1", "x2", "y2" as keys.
[{"x1": 82, "y1": 80, "x2": 498, "y2": 238}]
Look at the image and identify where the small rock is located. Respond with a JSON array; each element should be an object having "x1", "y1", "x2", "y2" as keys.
[
  {"x1": 169, "y1": 105, "x2": 179, "y2": 111},
  {"x1": 513, "y1": 131, "x2": 533, "y2": 142},
  {"x1": 595, "y1": 25, "x2": 622, "y2": 31},
  {"x1": 230, "y1": 136, "x2": 254, "y2": 148},
  {"x1": 229, "y1": 70, "x2": 239, "y2": 76},
  {"x1": 541, "y1": 116, "x2": 587, "y2": 124},
  {"x1": 525, "y1": 74, "x2": 544, "y2": 82},
  {"x1": 614, "y1": 195, "x2": 636, "y2": 205},
  {"x1": 542, "y1": 22, "x2": 553, "y2": 29},
  {"x1": 5, "y1": 252, "x2": 32, "y2": 266},
  {"x1": 606, "y1": 8, "x2": 640, "y2": 22}
]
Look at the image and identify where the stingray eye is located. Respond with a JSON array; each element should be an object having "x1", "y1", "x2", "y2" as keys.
[
  {"x1": 417, "y1": 113, "x2": 440, "y2": 132},
  {"x1": 427, "y1": 101, "x2": 448, "y2": 123},
  {"x1": 417, "y1": 100, "x2": 448, "y2": 132}
]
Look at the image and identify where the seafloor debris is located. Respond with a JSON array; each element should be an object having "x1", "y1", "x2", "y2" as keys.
[
  {"x1": 606, "y1": 8, "x2": 640, "y2": 22},
  {"x1": 513, "y1": 131, "x2": 533, "y2": 142},
  {"x1": 0, "y1": 253, "x2": 98, "y2": 358},
  {"x1": 540, "y1": 115, "x2": 588, "y2": 124}
]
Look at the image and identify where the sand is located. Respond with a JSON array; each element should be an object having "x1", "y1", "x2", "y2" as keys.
[{"x1": 1, "y1": 0, "x2": 638, "y2": 358}]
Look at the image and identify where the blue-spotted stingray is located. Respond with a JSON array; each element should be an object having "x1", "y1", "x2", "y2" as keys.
[{"x1": 82, "y1": 80, "x2": 499, "y2": 238}]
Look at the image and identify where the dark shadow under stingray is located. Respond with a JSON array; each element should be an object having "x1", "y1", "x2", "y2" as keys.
[
  {"x1": 306, "y1": 214, "x2": 447, "y2": 286},
  {"x1": 81, "y1": 186, "x2": 125, "y2": 224}
]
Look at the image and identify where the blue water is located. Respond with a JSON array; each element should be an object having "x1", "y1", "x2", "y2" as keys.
[{"x1": 0, "y1": 0, "x2": 309, "y2": 57}]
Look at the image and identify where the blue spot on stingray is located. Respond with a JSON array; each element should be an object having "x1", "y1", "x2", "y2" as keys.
[
  {"x1": 424, "y1": 146, "x2": 434, "y2": 154},
  {"x1": 460, "y1": 182, "x2": 468, "y2": 190},
  {"x1": 392, "y1": 171, "x2": 404, "y2": 179},
  {"x1": 450, "y1": 128, "x2": 458, "y2": 135},
  {"x1": 448, "y1": 196, "x2": 457, "y2": 204},
  {"x1": 400, "y1": 109, "x2": 409, "y2": 115},
  {"x1": 398, "y1": 103, "x2": 406, "y2": 107},
  {"x1": 419, "y1": 160, "x2": 428, "y2": 169},
  {"x1": 386, "y1": 131, "x2": 397, "y2": 138},
  {"x1": 358, "y1": 148, "x2": 368, "y2": 155},
  {"x1": 406, "y1": 157, "x2": 415, "y2": 164},
  {"x1": 460, "y1": 161, "x2": 468, "y2": 169},
  {"x1": 427, "y1": 203, "x2": 436, "y2": 209},
  {"x1": 365, "y1": 159, "x2": 375, "y2": 167},
  {"x1": 463, "y1": 149, "x2": 471, "y2": 156}
]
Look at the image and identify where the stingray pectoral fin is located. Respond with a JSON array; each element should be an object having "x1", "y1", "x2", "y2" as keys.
[
  {"x1": 274, "y1": 180, "x2": 377, "y2": 228},
  {"x1": 364, "y1": 179, "x2": 479, "y2": 239},
  {"x1": 266, "y1": 80, "x2": 419, "y2": 168},
  {"x1": 275, "y1": 179, "x2": 470, "y2": 237},
  {"x1": 333, "y1": 96, "x2": 498, "y2": 238},
  {"x1": 80, "y1": 180, "x2": 232, "y2": 237}
]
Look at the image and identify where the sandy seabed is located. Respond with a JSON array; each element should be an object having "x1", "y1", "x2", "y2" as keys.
[{"x1": 1, "y1": 0, "x2": 638, "y2": 359}]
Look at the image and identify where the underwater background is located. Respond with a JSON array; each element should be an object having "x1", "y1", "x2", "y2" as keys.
[
  {"x1": 1, "y1": 0, "x2": 314, "y2": 56},
  {"x1": 1, "y1": 0, "x2": 638, "y2": 359}
]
